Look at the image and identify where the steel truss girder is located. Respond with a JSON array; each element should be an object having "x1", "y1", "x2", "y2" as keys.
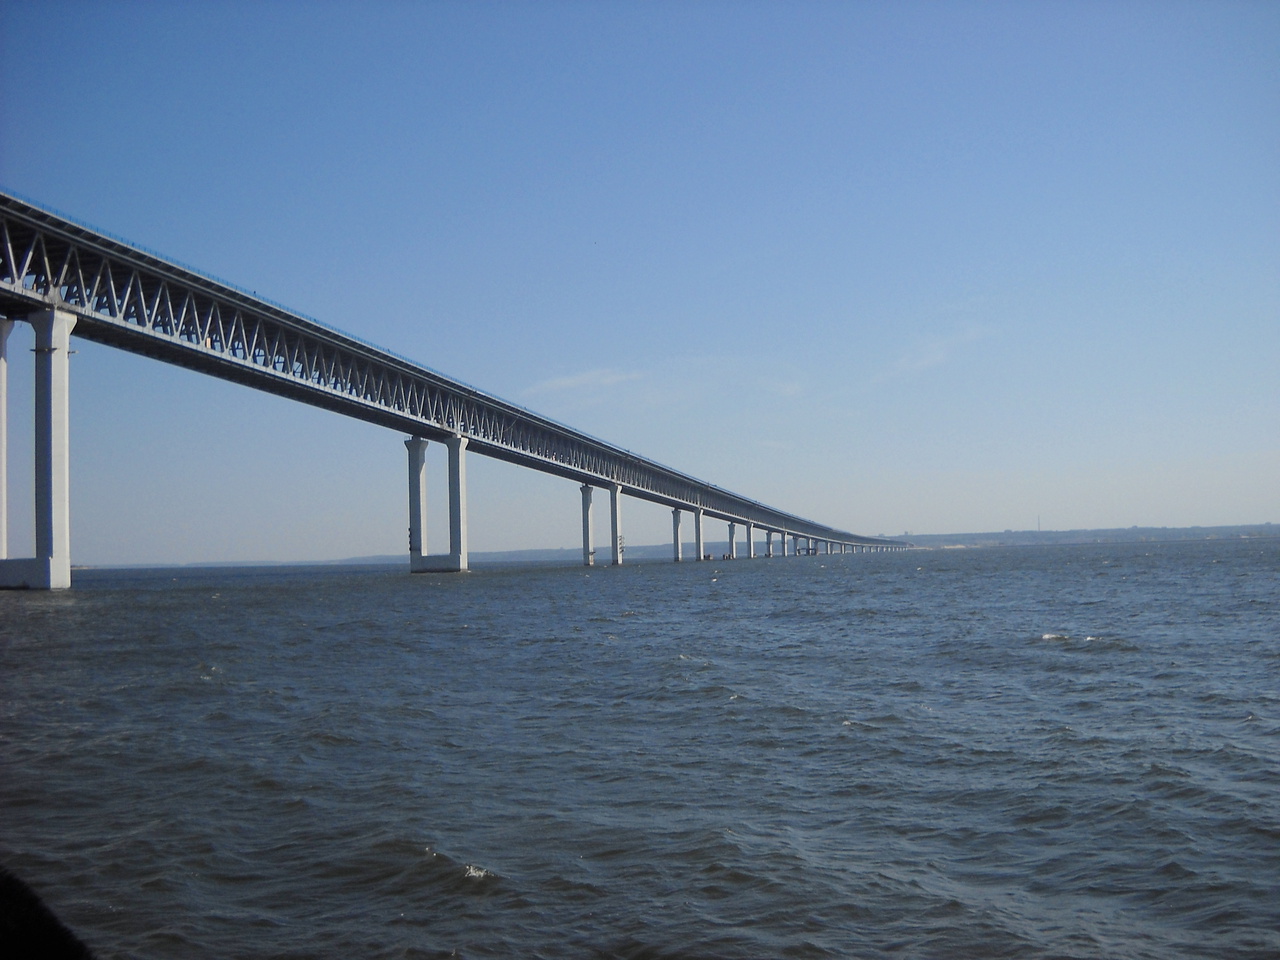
[{"x1": 0, "y1": 192, "x2": 901, "y2": 546}]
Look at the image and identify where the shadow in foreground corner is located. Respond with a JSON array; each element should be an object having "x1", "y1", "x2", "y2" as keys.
[{"x1": 0, "y1": 867, "x2": 97, "y2": 960}]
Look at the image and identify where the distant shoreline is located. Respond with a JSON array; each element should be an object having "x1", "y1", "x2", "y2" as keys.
[
  {"x1": 903, "y1": 523, "x2": 1277, "y2": 549},
  {"x1": 68, "y1": 522, "x2": 1277, "y2": 571}
]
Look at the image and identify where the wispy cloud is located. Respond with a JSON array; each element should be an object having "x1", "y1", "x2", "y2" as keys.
[
  {"x1": 765, "y1": 380, "x2": 804, "y2": 397},
  {"x1": 872, "y1": 326, "x2": 994, "y2": 385},
  {"x1": 524, "y1": 368, "x2": 644, "y2": 396}
]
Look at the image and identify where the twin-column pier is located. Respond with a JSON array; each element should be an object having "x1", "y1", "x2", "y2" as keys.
[
  {"x1": 405, "y1": 435, "x2": 469, "y2": 572},
  {"x1": 396, "y1": 430, "x2": 907, "y2": 572},
  {"x1": 0, "y1": 310, "x2": 76, "y2": 590}
]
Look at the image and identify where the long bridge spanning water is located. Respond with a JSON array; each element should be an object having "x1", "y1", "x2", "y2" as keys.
[{"x1": 0, "y1": 192, "x2": 907, "y2": 588}]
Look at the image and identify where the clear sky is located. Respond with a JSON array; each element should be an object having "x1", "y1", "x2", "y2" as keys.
[{"x1": 1, "y1": 0, "x2": 1276, "y2": 565}]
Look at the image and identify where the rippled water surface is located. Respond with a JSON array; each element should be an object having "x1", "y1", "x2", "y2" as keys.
[{"x1": 2, "y1": 539, "x2": 1278, "y2": 958}]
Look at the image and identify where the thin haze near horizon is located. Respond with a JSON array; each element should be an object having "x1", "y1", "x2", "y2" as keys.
[{"x1": 0, "y1": 0, "x2": 1276, "y2": 566}]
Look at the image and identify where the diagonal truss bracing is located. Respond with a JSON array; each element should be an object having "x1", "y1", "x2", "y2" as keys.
[{"x1": 0, "y1": 191, "x2": 900, "y2": 545}]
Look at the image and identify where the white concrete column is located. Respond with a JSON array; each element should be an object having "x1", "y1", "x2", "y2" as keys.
[
  {"x1": 36, "y1": 309, "x2": 75, "y2": 589},
  {"x1": 781, "y1": 532, "x2": 789, "y2": 557},
  {"x1": 745, "y1": 521, "x2": 755, "y2": 559},
  {"x1": 672, "y1": 508, "x2": 682, "y2": 562},
  {"x1": 580, "y1": 484, "x2": 595, "y2": 566},
  {"x1": 0, "y1": 310, "x2": 77, "y2": 589},
  {"x1": 609, "y1": 482, "x2": 623, "y2": 565},
  {"x1": 446, "y1": 434, "x2": 468, "y2": 571},
  {"x1": 0, "y1": 319, "x2": 10, "y2": 560},
  {"x1": 727, "y1": 522, "x2": 737, "y2": 559},
  {"x1": 694, "y1": 508, "x2": 705, "y2": 560},
  {"x1": 766, "y1": 530, "x2": 774, "y2": 558},
  {"x1": 405, "y1": 437, "x2": 429, "y2": 572}
]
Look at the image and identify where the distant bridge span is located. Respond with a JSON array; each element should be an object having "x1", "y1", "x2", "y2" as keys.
[{"x1": 0, "y1": 191, "x2": 906, "y2": 588}]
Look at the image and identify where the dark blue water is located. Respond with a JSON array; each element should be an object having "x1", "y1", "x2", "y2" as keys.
[{"x1": 2, "y1": 539, "x2": 1277, "y2": 958}]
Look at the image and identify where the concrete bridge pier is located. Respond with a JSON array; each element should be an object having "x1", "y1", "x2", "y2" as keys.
[
  {"x1": 727, "y1": 522, "x2": 737, "y2": 559},
  {"x1": 405, "y1": 437, "x2": 429, "y2": 572},
  {"x1": 672, "y1": 508, "x2": 682, "y2": 562},
  {"x1": 1, "y1": 309, "x2": 77, "y2": 590},
  {"x1": 409, "y1": 433, "x2": 468, "y2": 572},
  {"x1": 609, "y1": 483, "x2": 623, "y2": 565},
  {"x1": 745, "y1": 521, "x2": 755, "y2": 558},
  {"x1": 766, "y1": 530, "x2": 774, "y2": 557},
  {"x1": 580, "y1": 484, "x2": 595, "y2": 566},
  {"x1": 446, "y1": 436, "x2": 469, "y2": 570},
  {"x1": 0, "y1": 320, "x2": 8, "y2": 562},
  {"x1": 781, "y1": 532, "x2": 789, "y2": 557},
  {"x1": 694, "y1": 508, "x2": 705, "y2": 560}
]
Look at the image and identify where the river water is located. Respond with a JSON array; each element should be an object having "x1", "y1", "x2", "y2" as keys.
[{"x1": 1, "y1": 539, "x2": 1277, "y2": 959}]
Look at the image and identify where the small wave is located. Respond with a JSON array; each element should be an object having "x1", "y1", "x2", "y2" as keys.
[
  {"x1": 841, "y1": 719, "x2": 880, "y2": 732},
  {"x1": 1037, "y1": 632, "x2": 1141, "y2": 653},
  {"x1": 419, "y1": 847, "x2": 504, "y2": 894}
]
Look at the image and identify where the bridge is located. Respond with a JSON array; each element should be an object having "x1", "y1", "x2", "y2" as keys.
[{"x1": 0, "y1": 191, "x2": 907, "y2": 588}]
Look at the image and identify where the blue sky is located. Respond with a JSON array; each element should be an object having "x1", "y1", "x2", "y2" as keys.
[{"x1": 1, "y1": 0, "x2": 1276, "y2": 564}]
